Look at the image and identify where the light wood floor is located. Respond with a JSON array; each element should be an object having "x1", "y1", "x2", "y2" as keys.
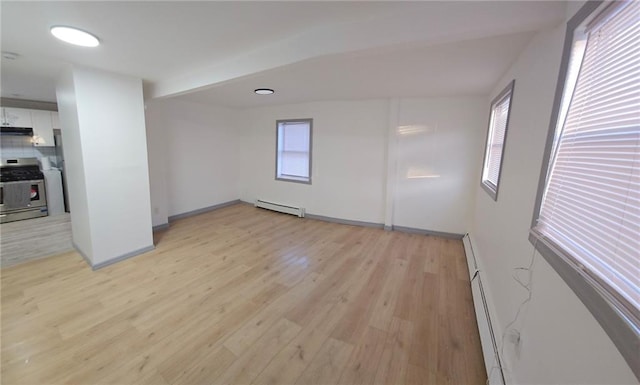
[
  {"x1": 1, "y1": 204, "x2": 485, "y2": 385},
  {"x1": 0, "y1": 213, "x2": 73, "y2": 268}
]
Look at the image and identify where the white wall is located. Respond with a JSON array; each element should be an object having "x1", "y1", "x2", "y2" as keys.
[
  {"x1": 469, "y1": 18, "x2": 638, "y2": 385},
  {"x1": 57, "y1": 66, "x2": 154, "y2": 266},
  {"x1": 145, "y1": 97, "x2": 485, "y2": 234},
  {"x1": 144, "y1": 99, "x2": 169, "y2": 227},
  {"x1": 56, "y1": 68, "x2": 93, "y2": 258},
  {"x1": 235, "y1": 98, "x2": 486, "y2": 232},
  {"x1": 392, "y1": 97, "x2": 485, "y2": 234},
  {"x1": 145, "y1": 98, "x2": 239, "y2": 222},
  {"x1": 0, "y1": 136, "x2": 57, "y2": 161},
  {"x1": 238, "y1": 100, "x2": 389, "y2": 224}
]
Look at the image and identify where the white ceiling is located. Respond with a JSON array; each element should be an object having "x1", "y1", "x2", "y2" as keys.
[
  {"x1": 177, "y1": 31, "x2": 535, "y2": 108},
  {"x1": 0, "y1": 1, "x2": 567, "y2": 106}
]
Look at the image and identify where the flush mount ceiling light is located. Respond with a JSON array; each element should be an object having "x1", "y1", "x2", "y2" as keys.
[
  {"x1": 50, "y1": 26, "x2": 100, "y2": 47},
  {"x1": 254, "y1": 88, "x2": 274, "y2": 95}
]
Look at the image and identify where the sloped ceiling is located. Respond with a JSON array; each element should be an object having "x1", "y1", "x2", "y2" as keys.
[{"x1": 0, "y1": 1, "x2": 566, "y2": 105}]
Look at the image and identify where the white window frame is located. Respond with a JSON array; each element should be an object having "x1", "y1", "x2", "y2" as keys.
[
  {"x1": 275, "y1": 119, "x2": 312, "y2": 184},
  {"x1": 529, "y1": 1, "x2": 639, "y2": 379},
  {"x1": 481, "y1": 80, "x2": 515, "y2": 201}
]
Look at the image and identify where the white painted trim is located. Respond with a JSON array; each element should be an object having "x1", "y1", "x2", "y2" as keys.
[
  {"x1": 152, "y1": 223, "x2": 170, "y2": 232},
  {"x1": 73, "y1": 242, "x2": 155, "y2": 271},
  {"x1": 463, "y1": 234, "x2": 505, "y2": 385},
  {"x1": 91, "y1": 245, "x2": 155, "y2": 270},
  {"x1": 391, "y1": 225, "x2": 463, "y2": 239},
  {"x1": 255, "y1": 199, "x2": 305, "y2": 218},
  {"x1": 305, "y1": 213, "x2": 383, "y2": 229},
  {"x1": 384, "y1": 98, "x2": 400, "y2": 228},
  {"x1": 168, "y1": 199, "x2": 241, "y2": 222}
]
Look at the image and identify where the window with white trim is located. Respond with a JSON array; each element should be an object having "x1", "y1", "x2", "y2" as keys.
[
  {"x1": 481, "y1": 80, "x2": 515, "y2": 200},
  {"x1": 531, "y1": 1, "x2": 639, "y2": 377},
  {"x1": 276, "y1": 119, "x2": 312, "y2": 184}
]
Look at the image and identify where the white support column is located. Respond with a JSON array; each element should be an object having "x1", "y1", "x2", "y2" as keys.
[
  {"x1": 56, "y1": 65, "x2": 154, "y2": 268},
  {"x1": 383, "y1": 98, "x2": 400, "y2": 230}
]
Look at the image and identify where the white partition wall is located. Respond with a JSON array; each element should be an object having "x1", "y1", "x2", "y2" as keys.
[
  {"x1": 469, "y1": 21, "x2": 638, "y2": 385},
  {"x1": 231, "y1": 97, "x2": 487, "y2": 233},
  {"x1": 144, "y1": 98, "x2": 240, "y2": 224},
  {"x1": 144, "y1": 99, "x2": 170, "y2": 227},
  {"x1": 145, "y1": 97, "x2": 487, "y2": 234},
  {"x1": 238, "y1": 100, "x2": 389, "y2": 225},
  {"x1": 56, "y1": 65, "x2": 154, "y2": 268},
  {"x1": 56, "y1": 69, "x2": 94, "y2": 258},
  {"x1": 391, "y1": 97, "x2": 485, "y2": 234}
]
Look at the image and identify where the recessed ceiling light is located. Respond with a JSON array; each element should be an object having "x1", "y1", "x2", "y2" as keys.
[
  {"x1": 254, "y1": 88, "x2": 274, "y2": 95},
  {"x1": 50, "y1": 26, "x2": 100, "y2": 47}
]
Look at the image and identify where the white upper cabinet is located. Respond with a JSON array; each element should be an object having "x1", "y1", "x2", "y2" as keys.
[
  {"x1": 1, "y1": 107, "x2": 33, "y2": 127},
  {"x1": 30, "y1": 110, "x2": 55, "y2": 147}
]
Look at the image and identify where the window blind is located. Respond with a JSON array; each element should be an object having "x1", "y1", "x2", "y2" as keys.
[
  {"x1": 487, "y1": 96, "x2": 510, "y2": 185},
  {"x1": 277, "y1": 120, "x2": 311, "y2": 181},
  {"x1": 483, "y1": 91, "x2": 512, "y2": 190},
  {"x1": 535, "y1": 1, "x2": 639, "y2": 319}
]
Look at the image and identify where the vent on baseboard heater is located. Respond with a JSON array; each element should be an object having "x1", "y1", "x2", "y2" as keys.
[
  {"x1": 255, "y1": 199, "x2": 305, "y2": 218},
  {"x1": 463, "y1": 234, "x2": 506, "y2": 385}
]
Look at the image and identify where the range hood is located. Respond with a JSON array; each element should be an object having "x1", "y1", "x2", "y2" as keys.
[{"x1": 0, "y1": 126, "x2": 33, "y2": 136}]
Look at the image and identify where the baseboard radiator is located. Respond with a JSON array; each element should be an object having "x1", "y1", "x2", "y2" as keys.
[
  {"x1": 255, "y1": 199, "x2": 305, "y2": 218},
  {"x1": 463, "y1": 234, "x2": 506, "y2": 385}
]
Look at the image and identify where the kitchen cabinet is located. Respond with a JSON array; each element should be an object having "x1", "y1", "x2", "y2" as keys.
[
  {"x1": 31, "y1": 110, "x2": 55, "y2": 147},
  {"x1": 51, "y1": 112, "x2": 61, "y2": 129},
  {"x1": 1, "y1": 107, "x2": 32, "y2": 128}
]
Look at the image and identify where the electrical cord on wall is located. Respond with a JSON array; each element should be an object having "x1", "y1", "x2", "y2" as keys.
[{"x1": 486, "y1": 241, "x2": 538, "y2": 385}]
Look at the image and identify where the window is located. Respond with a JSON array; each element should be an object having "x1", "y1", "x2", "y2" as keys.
[
  {"x1": 276, "y1": 119, "x2": 312, "y2": 184},
  {"x1": 481, "y1": 80, "x2": 515, "y2": 200},
  {"x1": 530, "y1": 1, "x2": 639, "y2": 377}
]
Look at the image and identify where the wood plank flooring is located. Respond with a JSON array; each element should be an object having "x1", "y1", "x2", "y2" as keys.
[
  {"x1": 1, "y1": 204, "x2": 485, "y2": 384},
  {"x1": 0, "y1": 213, "x2": 73, "y2": 268}
]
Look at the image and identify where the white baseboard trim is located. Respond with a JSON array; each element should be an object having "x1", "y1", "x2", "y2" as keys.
[
  {"x1": 74, "y1": 242, "x2": 155, "y2": 271},
  {"x1": 241, "y1": 200, "x2": 462, "y2": 237},
  {"x1": 152, "y1": 223, "x2": 169, "y2": 232},
  {"x1": 463, "y1": 233, "x2": 506, "y2": 385},
  {"x1": 73, "y1": 241, "x2": 93, "y2": 268},
  {"x1": 305, "y1": 213, "x2": 384, "y2": 229},
  {"x1": 391, "y1": 225, "x2": 464, "y2": 239},
  {"x1": 167, "y1": 199, "x2": 241, "y2": 222}
]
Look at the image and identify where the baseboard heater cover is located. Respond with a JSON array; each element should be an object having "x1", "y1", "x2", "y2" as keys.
[
  {"x1": 463, "y1": 234, "x2": 506, "y2": 385},
  {"x1": 255, "y1": 199, "x2": 305, "y2": 218}
]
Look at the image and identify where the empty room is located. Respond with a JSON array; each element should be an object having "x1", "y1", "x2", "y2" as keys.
[{"x1": 0, "y1": 1, "x2": 638, "y2": 384}]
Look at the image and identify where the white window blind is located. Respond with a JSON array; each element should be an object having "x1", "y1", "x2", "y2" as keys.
[
  {"x1": 485, "y1": 96, "x2": 510, "y2": 185},
  {"x1": 276, "y1": 120, "x2": 311, "y2": 183},
  {"x1": 482, "y1": 81, "x2": 514, "y2": 199},
  {"x1": 535, "y1": 1, "x2": 640, "y2": 319}
]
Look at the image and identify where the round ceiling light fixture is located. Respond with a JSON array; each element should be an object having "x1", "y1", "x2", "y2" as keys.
[
  {"x1": 254, "y1": 88, "x2": 274, "y2": 95},
  {"x1": 50, "y1": 26, "x2": 100, "y2": 47}
]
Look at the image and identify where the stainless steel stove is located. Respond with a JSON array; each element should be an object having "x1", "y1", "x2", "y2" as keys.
[{"x1": 0, "y1": 158, "x2": 48, "y2": 223}]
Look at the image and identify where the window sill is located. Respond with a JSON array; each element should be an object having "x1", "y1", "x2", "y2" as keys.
[
  {"x1": 528, "y1": 230, "x2": 640, "y2": 378},
  {"x1": 276, "y1": 175, "x2": 311, "y2": 185},
  {"x1": 480, "y1": 180, "x2": 498, "y2": 201}
]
